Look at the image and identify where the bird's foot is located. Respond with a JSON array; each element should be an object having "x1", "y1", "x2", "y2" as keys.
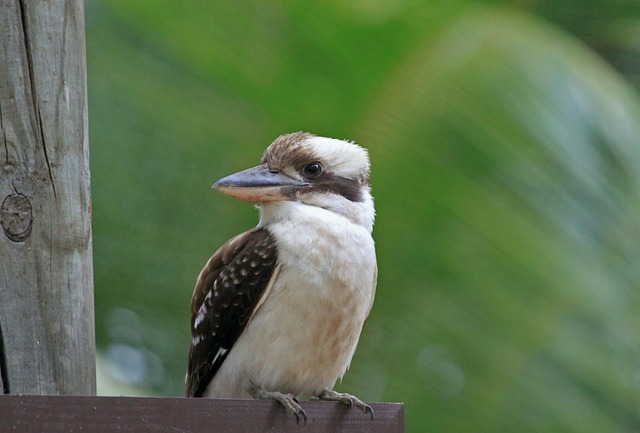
[
  {"x1": 317, "y1": 388, "x2": 374, "y2": 419},
  {"x1": 248, "y1": 381, "x2": 308, "y2": 424}
]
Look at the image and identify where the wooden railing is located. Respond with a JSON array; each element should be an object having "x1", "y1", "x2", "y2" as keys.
[{"x1": 0, "y1": 396, "x2": 405, "y2": 432}]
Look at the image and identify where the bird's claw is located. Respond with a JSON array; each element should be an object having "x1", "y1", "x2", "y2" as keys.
[
  {"x1": 317, "y1": 388, "x2": 374, "y2": 419},
  {"x1": 249, "y1": 382, "x2": 308, "y2": 424}
]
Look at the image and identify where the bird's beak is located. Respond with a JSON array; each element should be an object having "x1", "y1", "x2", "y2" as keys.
[{"x1": 213, "y1": 164, "x2": 310, "y2": 203}]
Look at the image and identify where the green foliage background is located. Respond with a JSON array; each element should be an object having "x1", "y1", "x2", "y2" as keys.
[{"x1": 86, "y1": 1, "x2": 640, "y2": 431}]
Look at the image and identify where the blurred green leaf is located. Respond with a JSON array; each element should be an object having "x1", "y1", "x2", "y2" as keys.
[{"x1": 356, "y1": 6, "x2": 640, "y2": 432}]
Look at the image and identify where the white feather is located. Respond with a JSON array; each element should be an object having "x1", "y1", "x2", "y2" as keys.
[{"x1": 204, "y1": 199, "x2": 376, "y2": 398}]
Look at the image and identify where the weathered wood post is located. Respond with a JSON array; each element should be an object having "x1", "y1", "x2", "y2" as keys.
[{"x1": 0, "y1": 0, "x2": 95, "y2": 394}]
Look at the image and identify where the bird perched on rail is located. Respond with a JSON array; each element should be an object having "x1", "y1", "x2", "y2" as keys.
[{"x1": 185, "y1": 132, "x2": 377, "y2": 423}]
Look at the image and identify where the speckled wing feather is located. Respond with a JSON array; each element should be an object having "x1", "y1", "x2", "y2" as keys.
[{"x1": 186, "y1": 228, "x2": 279, "y2": 397}]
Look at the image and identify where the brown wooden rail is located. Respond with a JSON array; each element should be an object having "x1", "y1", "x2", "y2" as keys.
[{"x1": 0, "y1": 395, "x2": 405, "y2": 433}]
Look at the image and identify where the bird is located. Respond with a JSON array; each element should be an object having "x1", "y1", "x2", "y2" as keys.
[{"x1": 185, "y1": 132, "x2": 377, "y2": 423}]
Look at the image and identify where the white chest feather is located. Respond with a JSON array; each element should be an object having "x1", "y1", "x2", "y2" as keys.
[{"x1": 204, "y1": 202, "x2": 377, "y2": 398}]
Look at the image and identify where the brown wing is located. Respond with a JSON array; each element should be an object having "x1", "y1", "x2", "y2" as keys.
[{"x1": 185, "y1": 227, "x2": 279, "y2": 397}]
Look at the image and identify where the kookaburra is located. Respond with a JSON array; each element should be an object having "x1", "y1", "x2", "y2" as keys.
[{"x1": 185, "y1": 132, "x2": 377, "y2": 423}]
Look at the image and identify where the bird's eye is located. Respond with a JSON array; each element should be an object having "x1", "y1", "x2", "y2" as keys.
[{"x1": 302, "y1": 162, "x2": 323, "y2": 179}]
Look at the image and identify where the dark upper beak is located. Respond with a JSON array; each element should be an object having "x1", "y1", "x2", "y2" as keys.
[{"x1": 212, "y1": 164, "x2": 310, "y2": 203}]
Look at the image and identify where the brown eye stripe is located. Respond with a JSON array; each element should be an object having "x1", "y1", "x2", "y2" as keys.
[{"x1": 307, "y1": 173, "x2": 364, "y2": 203}]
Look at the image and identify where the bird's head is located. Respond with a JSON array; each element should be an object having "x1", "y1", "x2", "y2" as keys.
[{"x1": 213, "y1": 132, "x2": 374, "y2": 231}]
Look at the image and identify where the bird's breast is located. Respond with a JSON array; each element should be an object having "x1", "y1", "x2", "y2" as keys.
[{"x1": 246, "y1": 207, "x2": 376, "y2": 395}]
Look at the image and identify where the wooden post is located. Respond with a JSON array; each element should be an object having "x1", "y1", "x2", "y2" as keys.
[{"x1": 0, "y1": 0, "x2": 95, "y2": 395}]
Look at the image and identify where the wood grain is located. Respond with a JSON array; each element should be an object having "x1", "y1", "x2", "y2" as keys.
[
  {"x1": 0, "y1": 396, "x2": 405, "y2": 433},
  {"x1": 0, "y1": 0, "x2": 95, "y2": 394}
]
